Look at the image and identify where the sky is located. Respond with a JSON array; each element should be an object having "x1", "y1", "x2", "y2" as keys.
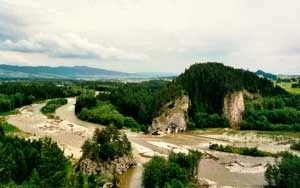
[{"x1": 0, "y1": 0, "x2": 299, "y2": 74}]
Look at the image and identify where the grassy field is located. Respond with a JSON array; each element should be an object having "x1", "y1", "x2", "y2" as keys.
[{"x1": 276, "y1": 82, "x2": 300, "y2": 95}]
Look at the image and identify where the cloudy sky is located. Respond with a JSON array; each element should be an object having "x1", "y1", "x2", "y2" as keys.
[{"x1": 0, "y1": 0, "x2": 299, "y2": 74}]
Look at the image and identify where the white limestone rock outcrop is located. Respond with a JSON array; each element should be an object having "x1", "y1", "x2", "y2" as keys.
[
  {"x1": 223, "y1": 91, "x2": 245, "y2": 129},
  {"x1": 150, "y1": 95, "x2": 189, "y2": 134}
]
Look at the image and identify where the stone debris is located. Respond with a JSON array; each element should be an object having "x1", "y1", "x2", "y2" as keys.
[{"x1": 79, "y1": 156, "x2": 136, "y2": 175}]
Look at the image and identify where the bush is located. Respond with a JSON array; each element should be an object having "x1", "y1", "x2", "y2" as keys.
[
  {"x1": 142, "y1": 151, "x2": 201, "y2": 188},
  {"x1": 194, "y1": 112, "x2": 229, "y2": 128},
  {"x1": 209, "y1": 144, "x2": 273, "y2": 157},
  {"x1": 77, "y1": 101, "x2": 143, "y2": 130},
  {"x1": 75, "y1": 92, "x2": 97, "y2": 115},
  {"x1": 265, "y1": 155, "x2": 300, "y2": 188},
  {"x1": 41, "y1": 98, "x2": 67, "y2": 115}
]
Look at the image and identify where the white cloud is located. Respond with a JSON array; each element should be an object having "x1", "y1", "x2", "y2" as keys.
[
  {"x1": 0, "y1": 33, "x2": 148, "y2": 61},
  {"x1": 0, "y1": 0, "x2": 299, "y2": 73}
]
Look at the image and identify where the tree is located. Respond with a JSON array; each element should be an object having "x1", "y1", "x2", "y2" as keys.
[
  {"x1": 142, "y1": 156, "x2": 168, "y2": 188},
  {"x1": 28, "y1": 169, "x2": 41, "y2": 188},
  {"x1": 265, "y1": 155, "x2": 300, "y2": 188},
  {"x1": 81, "y1": 126, "x2": 132, "y2": 161},
  {"x1": 142, "y1": 151, "x2": 201, "y2": 188}
]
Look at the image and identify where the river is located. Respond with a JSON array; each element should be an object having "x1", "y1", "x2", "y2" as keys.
[{"x1": 7, "y1": 98, "x2": 294, "y2": 188}]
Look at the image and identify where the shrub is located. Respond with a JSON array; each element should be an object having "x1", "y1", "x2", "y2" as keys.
[
  {"x1": 209, "y1": 144, "x2": 273, "y2": 157},
  {"x1": 41, "y1": 98, "x2": 67, "y2": 115},
  {"x1": 142, "y1": 151, "x2": 201, "y2": 188},
  {"x1": 265, "y1": 155, "x2": 300, "y2": 188}
]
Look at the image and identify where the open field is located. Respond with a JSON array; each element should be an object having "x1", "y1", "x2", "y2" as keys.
[{"x1": 277, "y1": 82, "x2": 300, "y2": 95}]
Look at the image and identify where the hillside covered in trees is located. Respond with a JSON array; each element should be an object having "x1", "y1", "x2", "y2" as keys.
[
  {"x1": 75, "y1": 63, "x2": 293, "y2": 131},
  {"x1": 0, "y1": 81, "x2": 80, "y2": 114}
]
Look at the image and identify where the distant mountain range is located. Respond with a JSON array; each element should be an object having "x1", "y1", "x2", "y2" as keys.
[{"x1": 0, "y1": 64, "x2": 175, "y2": 80}]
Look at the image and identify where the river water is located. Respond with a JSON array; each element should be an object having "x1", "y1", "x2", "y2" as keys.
[{"x1": 7, "y1": 98, "x2": 279, "y2": 188}]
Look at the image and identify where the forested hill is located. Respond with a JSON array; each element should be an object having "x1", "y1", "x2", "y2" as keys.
[
  {"x1": 255, "y1": 70, "x2": 277, "y2": 80},
  {"x1": 175, "y1": 63, "x2": 286, "y2": 116}
]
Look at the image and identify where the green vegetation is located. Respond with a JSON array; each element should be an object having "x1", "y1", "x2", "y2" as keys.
[
  {"x1": 76, "y1": 126, "x2": 133, "y2": 187},
  {"x1": 0, "y1": 134, "x2": 70, "y2": 187},
  {"x1": 75, "y1": 91, "x2": 97, "y2": 115},
  {"x1": 189, "y1": 112, "x2": 229, "y2": 129},
  {"x1": 209, "y1": 144, "x2": 273, "y2": 157},
  {"x1": 241, "y1": 95, "x2": 300, "y2": 131},
  {"x1": 0, "y1": 118, "x2": 20, "y2": 135},
  {"x1": 41, "y1": 98, "x2": 67, "y2": 117},
  {"x1": 0, "y1": 81, "x2": 80, "y2": 114},
  {"x1": 255, "y1": 70, "x2": 277, "y2": 80},
  {"x1": 76, "y1": 92, "x2": 147, "y2": 131},
  {"x1": 0, "y1": 109, "x2": 18, "y2": 116},
  {"x1": 174, "y1": 63, "x2": 286, "y2": 129},
  {"x1": 107, "y1": 80, "x2": 182, "y2": 125},
  {"x1": 276, "y1": 77, "x2": 300, "y2": 95},
  {"x1": 265, "y1": 154, "x2": 300, "y2": 188},
  {"x1": 81, "y1": 125, "x2": 132, "y2": 161},
  {"x1": 0, "y1": 123, "x2": 123, "y2": 187},
  {"x1": 142, "y1": 151, "x2": 201, "y2": 188},
  {"x1": 291, "y1": 141, "x2": 300, "y2": 151}
]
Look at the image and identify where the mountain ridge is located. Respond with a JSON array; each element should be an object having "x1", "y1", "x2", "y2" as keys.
[{"x1": 0, "y1": 64, "x2": 174, "y2": 80}]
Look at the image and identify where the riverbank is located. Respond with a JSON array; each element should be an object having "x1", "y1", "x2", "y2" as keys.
[{"x1": 5, "y1": 98, "x2": 300, "y2": 188}]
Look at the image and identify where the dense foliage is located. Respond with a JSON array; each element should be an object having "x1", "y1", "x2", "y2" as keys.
[
  {"x1": 0, "y1": 134, "x2": 70, "y2": 187},
  {"x1": 81, "y1": 125, "x2": 132, "y2": 161},
  {"x1": 75, "y1": 91, "x2": 97, "y2": 115},
  {"x1": 209, "y1": 144, "x2": 273, "y2": 157},
  {"x1": 241, "y1": 95, "x2": 300, "y2": 131},
  {"x1": 0, "y1": 119, "x2": 20, "y2": 135},
  {"x1": 41, "y1": 98, "x2": 67, "y2": 116},
  {"x1": 142, "y1": 151, "x2": 201, "y2": 188},
  {"x1": 189, "y1": 112, "x2": 229, "y2": 129},
  {"x1": 107, "y1": 80, "x2": 182, "y2": 125},
  {"x1": 76, "y1": 92, "x2": 144, "y2": 131},
  {"x1": 176, "y1": 63, "x2": 285, "y2": 115},
  {"x1": 265, "y1": 154, "x2": 300, "y2": 188},
  {"x1": 0, "y1": 81, "x2": 80, "y2": 113},
  {"x1": 175, "y1": 63, "x2": 286, "y2": 129}
]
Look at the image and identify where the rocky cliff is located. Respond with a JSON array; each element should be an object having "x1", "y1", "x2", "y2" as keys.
[
  {"x1": 150, "y1": 95, "x2": 189, "y2": 134},
  {"x1": 223, "y1": 91, "x2": 245, "y2": 129},
  {"x1": 79, "y1": 155, "x2": 136, "y2": 175}
]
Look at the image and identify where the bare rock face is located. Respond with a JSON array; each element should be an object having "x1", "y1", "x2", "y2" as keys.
[
  {"x1": 223, "y1": 91, "x2": 245, "y2": 129},
  {"x1": 79, "y1": 155, "x2": 136, "y2": 175},
  {"x1": 150, "y1": 95, "x2": 189, "y2": 134}
]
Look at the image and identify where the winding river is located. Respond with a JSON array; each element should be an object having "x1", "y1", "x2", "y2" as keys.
[{"x1": 7, "y1": 98, "x2": 292, "y2": 188}]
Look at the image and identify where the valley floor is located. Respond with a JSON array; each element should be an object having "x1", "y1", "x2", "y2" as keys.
[{"x1": 5, "y1": 98, "x2": 300, "y2": 188}]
